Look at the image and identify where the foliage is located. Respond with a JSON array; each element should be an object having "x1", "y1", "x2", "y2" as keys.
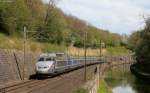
[
  {"x1": 0, "y1": 0, "x2": 123, "y2": 49},
  {"x1": 106, "y1": 46, "x2": 129, "y2": 56},
  {"x1": 97, "y1": 80, "x2": 112, "y2": 93},
  {"x1": 135, "y1": 18, "x2": 150, "y2": 67},
  {"x1": 127, "y1": 18, "x2": 150, "y2": 73},
  {"x1": 127, "y1": 31, "x2": 142, "y2": 51},
  {"x1": 0, "y1": 33, "x2": 65, "y2": 52},
  {"x1": 41, "y1": 43, "x2": 65, "y2": 52},
  {"x1": 65, "y1": 16, "x2": 122, "y2": 48}
]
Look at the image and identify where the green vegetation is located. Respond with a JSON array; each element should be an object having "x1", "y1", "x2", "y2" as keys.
[
  {"x1": 0, "y1": 0, "x2": 124, "y2": 52},
  {"x1": 73, "y1": 88, "x2": 88, "y2": 93},
  {"x1": 135, "y1": 18, "x2": 150, "y2": 73},
  {"x1": 0, "y1": 33, "x2": 65, "y2": 52},
  {"x1": 127, "y1": 31, "x2": 142, "y2": 51},
  {"x1": 106, "y1": 46, "x2": 129, "y2": 55},
  {"x1": 128, "y1": 17, "x2": 150, "y2": 73},
  {"x1": 97, "y1": 80, "x2": 112, "y2": 93}
]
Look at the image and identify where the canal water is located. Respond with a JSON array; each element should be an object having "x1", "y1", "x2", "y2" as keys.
[{"x1": 104, "y1": 64, "x2": 150, "y2": 93}]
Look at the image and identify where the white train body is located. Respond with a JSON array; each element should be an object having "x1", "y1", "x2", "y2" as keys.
[
  {"x1": 36, "y1": 53, "x2": 56, "y2": 75},
  {"x1": 36, "y1": 53, "x2": 104, "y2": 76}
]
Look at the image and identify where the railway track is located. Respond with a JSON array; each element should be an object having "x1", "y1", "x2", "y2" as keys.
[
  {"x1": 0, "y1": 67, "x2": 83, "y2": 93},
  {"x1": 0, "y1": 77, "x2": 60, "y2": 93},
  {"x1": 0, "y1": 64, "x2": 98, "y2": 93},
  {"x1": 3, "y1": 80, "x2": 40, "y2": 92}
]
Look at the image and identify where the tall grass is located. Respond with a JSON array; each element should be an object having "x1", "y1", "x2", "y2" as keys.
[
  {"x1": 0, "y1": 33, "x2": 129, "y2": 56},
  {"x1": 67, "y1": 47, "x2": 106, "y2": 57},
  {"x1": 0, "y1": 33, "x2": 22, "y2": 49},
  {"x1": 73, "y1": 88, "x2": 88, "y2": 93},
  {"x1": 106, "y1": 46, "x2": 129, "y2": 56},
  {"x1": 97, "y1": 80, "x2": 112, "y2": 93},
  {"x1": 0, "y1": 33, "x2": 65, "y2": 52}
]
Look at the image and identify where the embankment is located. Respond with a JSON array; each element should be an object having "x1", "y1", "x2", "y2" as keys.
[{"x1": 0, "y1": 49, "x2": 39, "y2": 85}]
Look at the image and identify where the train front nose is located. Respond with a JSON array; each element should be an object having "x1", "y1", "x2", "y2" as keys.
[
  {"x1": 36, "y1": 62, "x2": 53, "y2": 74},
  {"x1": 36, "y1": 66, "x2": 49, "y2": 74}
]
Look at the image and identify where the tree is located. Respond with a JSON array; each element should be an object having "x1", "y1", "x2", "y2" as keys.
[
  {"x1": 135, "y1": 18, "x2": 150, "y2": 72},
  {"x1": 0, "y1": 0, "x2": 123, "y2": 48},
  {"x1": 0, "y1": 0, "x2": 32, "y2": 35},
  {"x1": 127, "y1": 31, "x2": 142, "y2": 50}
]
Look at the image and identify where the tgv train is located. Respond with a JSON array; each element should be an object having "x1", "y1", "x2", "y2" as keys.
[{"x1": 36, "y1": 53, "x2": 104, "y2": 76}]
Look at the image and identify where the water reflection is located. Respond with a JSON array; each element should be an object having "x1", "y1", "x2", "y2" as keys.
[
  {"x1": 113, "y1": 86, "x2": 135, "y2": 93},
  {"x1": 104, "y1": 64, "x2": 150, "y2": 93}
]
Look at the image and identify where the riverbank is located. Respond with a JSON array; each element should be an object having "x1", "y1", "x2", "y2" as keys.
[
  {"x1": 97, "y1": 80, "x2": 112, "y2": 93},
  {"x1": 74, "y1": 80, "x2": 112, "y2": 93},
  {"x1": 130, "y1": 63, "x2": 150, "y2": 82},
  {"x1": 105, "y1": 64, "x2": 150, "y2": 93}
]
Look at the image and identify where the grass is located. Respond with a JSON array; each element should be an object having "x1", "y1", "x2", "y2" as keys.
[
  {"x1": 68, "y1": 47, "x2": 107, "y2": 56},
  {"x1": 0, "y1": 33, "x2": 105, "y2": 55},
  {"x1": 0, "y1": 33, "x2": 66, "y2": 52},
  {"x1": 73, "y1": 80, "x2": 112, "y2": 93},
  {"x1": 0, "y1": 33, "x2": 21, "y2": 49},
  {"x1": 41, "y1": 43, "x2": 66, "y2": 52},
  {"x1": 0, "y1": 33, "x2": 129, "y2": 56},
  {"x1": 73, "y1": 88, "x2": 88, "y2": 93},
  {"x1": 97, "y1": 80, "x2": 112, "y2": 93},
  {"x1": 106, "y1": 46, "x2": 129, "y2": 56}
]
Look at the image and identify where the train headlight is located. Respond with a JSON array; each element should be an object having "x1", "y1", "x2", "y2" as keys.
[
  {"x1": 44, "y1": 66, "x2": 48, "y2": 68},
  {"x1": 38, "y1": 66, "x2": 49, "y2": 69}
]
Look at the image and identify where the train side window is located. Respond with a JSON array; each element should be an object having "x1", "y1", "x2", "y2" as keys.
[
  {"x1": 68, "y1": 60, "x2": 72, "y2": 65},
  {"x1": 73, "y1": 61, "x2": 77, "y2": 64},
  {"x1": 46, "y1": 58, "x2": 52, "y2": 61}
]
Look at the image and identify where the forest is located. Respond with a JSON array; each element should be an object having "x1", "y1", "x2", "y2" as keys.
[{"x1": 0, "y1": 0, "x2": 124, "y2": 51}]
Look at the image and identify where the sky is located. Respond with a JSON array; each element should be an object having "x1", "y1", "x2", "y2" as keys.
[{"x1": 43, "y1": 0, "x2": 150, "y2": 35}]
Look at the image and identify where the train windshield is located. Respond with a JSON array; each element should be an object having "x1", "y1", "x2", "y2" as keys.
[
  {"x1": 38, "y1": 57, "x2": 44, "y2": 61},
  {"x1": 38, "y1": 56, "x2": 55, "y2": 62}
]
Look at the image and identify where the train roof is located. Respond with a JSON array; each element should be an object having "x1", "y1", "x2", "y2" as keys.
[
  {"x1": 56, "y1": 53, "x2": 65, "y2": 57},
  {"x1": 40, "y1": 53, "x2": 56, "y2": 58},
  {"x1": 39, "y1": 52, "x2": 66, "y2": 58}
]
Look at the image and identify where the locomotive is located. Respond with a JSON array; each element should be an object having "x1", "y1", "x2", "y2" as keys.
[{"x1": 36, "y1": 53, "x2": 103, "y2": 77}]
